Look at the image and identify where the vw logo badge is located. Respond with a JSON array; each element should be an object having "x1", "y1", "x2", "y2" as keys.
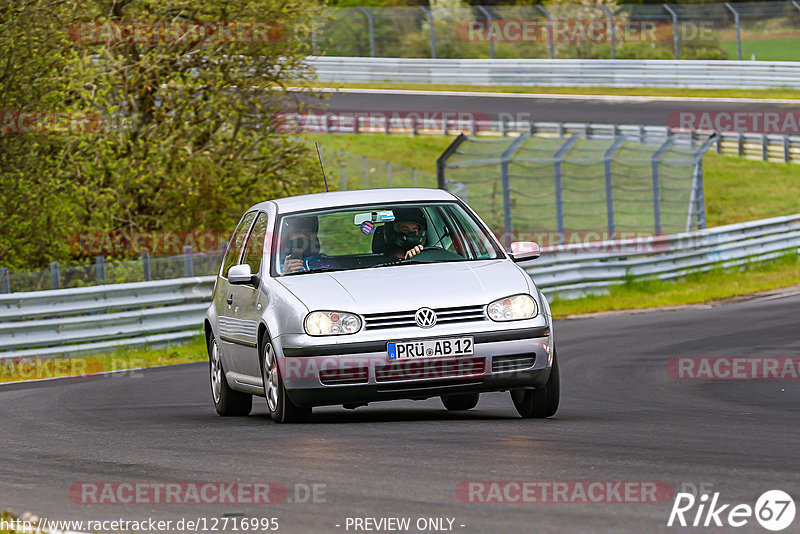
[{"x1": 415, "y1": 307, "x2": 437, "y2": 328}]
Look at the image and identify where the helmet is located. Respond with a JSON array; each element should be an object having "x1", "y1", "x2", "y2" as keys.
[{"x1": 387, "y1": 208, "x2": 427, "y2": 251}]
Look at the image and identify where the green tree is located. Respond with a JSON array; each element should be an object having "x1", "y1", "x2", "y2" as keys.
[{"x1": 0, "y1": 0, "x2": 322, "y2": 269}]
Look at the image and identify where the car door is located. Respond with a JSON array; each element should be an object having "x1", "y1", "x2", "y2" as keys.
[
  {"x1": 216, "y1": 211, "x2": 257, "y2": 375},
  {"x1": 229, "y1": 211, "x2": 270, "y2": 380}
]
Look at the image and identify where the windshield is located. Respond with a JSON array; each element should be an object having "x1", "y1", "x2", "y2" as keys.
[{"x1": 272, "y1": 201, "x2": 503, "y2": 276}]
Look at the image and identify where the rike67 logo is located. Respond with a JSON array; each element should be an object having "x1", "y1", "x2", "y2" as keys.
[{"x1": 668, "y1": 490, "x2": 795, "y2": 531}]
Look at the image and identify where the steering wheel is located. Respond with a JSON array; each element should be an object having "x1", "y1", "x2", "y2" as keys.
[
  {"x1": 402, "y1": 246, "x2": 458, "y2": 262},
  {"x1": 303, "y1": 254, "x2": 336, "y2": 270}
]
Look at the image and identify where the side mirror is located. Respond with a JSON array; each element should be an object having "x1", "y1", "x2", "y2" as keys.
[
  {"x1": 509, "y1": 241, "x2": 540, "y2": 262},
  {"x1": 228, "y1": 264, "x2": 257, "y2": 285}
]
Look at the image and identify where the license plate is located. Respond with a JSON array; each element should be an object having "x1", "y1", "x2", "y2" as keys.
[{"x1": 387, "y1": 337, "x2": 474, "y2": 361}]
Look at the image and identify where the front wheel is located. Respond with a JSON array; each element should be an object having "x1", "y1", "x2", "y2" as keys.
[
  {"x1": 260, "y1": 334, "x2": 311, "y2": 424},
  {"x1": 209, "y1": 334, "x2": 252, "y2": 416},
  {"x1": 511, "y1": 349, "x2": 560, "y2": 418},
  {"x1": 441, "y1": 393, "x2": 480, "y2": 411}
]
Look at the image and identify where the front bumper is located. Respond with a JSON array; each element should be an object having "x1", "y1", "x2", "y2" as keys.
[{"x1": 276, "y1": 325, "x2": 553, "y2": 407}]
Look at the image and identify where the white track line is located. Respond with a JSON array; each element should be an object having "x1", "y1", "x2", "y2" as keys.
[{"x1": 295, "y1": 86, "x2": 800, "y2": 105}]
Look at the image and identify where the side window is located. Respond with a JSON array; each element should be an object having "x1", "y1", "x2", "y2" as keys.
[
  {"x1": 221, "y1": 211, "x2": 257, "y2": 278},
  {"x1": 446, "y1": 206, "x2": 491, "y2": 259},
  {"x1": 425, "y1": 207, "x2": 455, "y2": 252},
  {"x1": 241, "y1": 212, "x2": 269, "y2": 274}
]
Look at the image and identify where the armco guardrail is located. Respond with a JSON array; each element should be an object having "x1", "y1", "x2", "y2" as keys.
[
  {"x1": 309, "y1": 57, "x2": 800, "y2": 89},
  {"x1": 0, "y1": 276, "x2": 214, "y2": 359},
  {"x1": 1, "y1": 215, "x2": 798, "y2": 359},
  {"x1": 528, "y1": 213, "x2": 800, "y2": 299}
]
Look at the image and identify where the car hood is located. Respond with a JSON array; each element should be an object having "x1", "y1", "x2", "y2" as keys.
[{"x1": 275, "y1": 260, "x2": 532, "y2": 313}]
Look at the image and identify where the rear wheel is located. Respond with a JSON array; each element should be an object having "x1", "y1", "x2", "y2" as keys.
[
  {"x1": 260, "y1": 333, "x2": 311, "y2": 424},
  {"x1": 209, "y1": 334, "x2": 252, "y2": 416},
  {"x1": 441, "y1": 393, "x2": 480, "y2": 411},
  {"x1": 511, "y1": 349, "x2": 560, "y2": 418}
]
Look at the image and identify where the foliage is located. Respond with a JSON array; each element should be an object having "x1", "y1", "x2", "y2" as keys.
[{"x1": 0, "y1": 0, "x2": 323, "y2": 269}]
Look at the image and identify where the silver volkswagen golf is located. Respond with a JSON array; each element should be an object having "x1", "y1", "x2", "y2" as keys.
[{"x1": 204, "y1": 188, "x2": 559, "y2": 423}]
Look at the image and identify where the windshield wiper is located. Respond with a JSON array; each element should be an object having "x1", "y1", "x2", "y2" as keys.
[
  {"x1": 284, "y1": 266, "x2": 339, "y2": 276},
  {"x1": 393, "y1": 259, "x2": 432, "y2": 265},
  {"x1": 371, "y1": 258, "x2": 465, "y2": 269},
  {"x1": 369, "y1": 259, "x2": 402, "y2": 269}
]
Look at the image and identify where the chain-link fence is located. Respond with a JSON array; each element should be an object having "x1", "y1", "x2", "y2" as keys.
[
  {"x1": 438, "y1": 132, "x2": 716, "y2": 247},
  {"x1": 0, "y1": 250, "x2": 224, "y2": 294},
  {"x1": 313, "y1": 2, "x2": 800, "y2": 61}
]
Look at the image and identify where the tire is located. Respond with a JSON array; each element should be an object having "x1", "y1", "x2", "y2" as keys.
[
  {"x1": 441, "y1": 393, "x2": 480, "y2": 411},
  {"x1": 511, "y1": 349, "x2": 560, "y2": 419},
  {"x1": 209, "y1": 333, "x2": 252, "y2": 416},
  {"x1": 260, "y1": 333, "x2": 311, "y2": 424}
]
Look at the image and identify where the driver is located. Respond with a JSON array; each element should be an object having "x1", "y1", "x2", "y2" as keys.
[
  {"x1": 280, "y1": 215, "x2": 336, "y2": 274},
  {"x1": 385, "y1": 208, "x2": 427, "y2": 260}
]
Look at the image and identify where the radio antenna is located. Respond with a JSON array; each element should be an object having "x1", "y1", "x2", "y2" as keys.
[{"x1": 314, "y1": 143, "x2": 329, "y2": 192}]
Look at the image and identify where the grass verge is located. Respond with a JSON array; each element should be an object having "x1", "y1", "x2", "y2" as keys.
[
  {"x1": 305, "y1": 133, "x2": 451, "y2": 174},
  {"x1": 550, "y1": 253, "x2": 800, "y2": 319},
  {"x1": 722, "y1": 36, "x2": 800, "y2": 62},
  {"x1": 304, "y1": 81, "x2": 800, "y2": 101},
  {"x1": 0, "y1": 334, "x2": 207, "y2": 383}
]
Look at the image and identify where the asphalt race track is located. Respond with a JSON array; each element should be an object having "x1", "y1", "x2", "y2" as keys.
[
  {"x1": 304, "y1": 89, "x2": 800, "y2": 126},
  {"x1": 2, "y1": 292, "x2": 798, "y2": 533}
]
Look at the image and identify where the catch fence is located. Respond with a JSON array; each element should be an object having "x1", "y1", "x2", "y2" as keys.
[
  {"x1": 437, "y1": 131, "x2": 716, "y2": 245},
  {"x1": 313, "y1": 2, "x2": 800, "y2": 61}
]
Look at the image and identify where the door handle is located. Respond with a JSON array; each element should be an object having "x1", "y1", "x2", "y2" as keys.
[{"x1": 227, "y1": 294, "x2": 233, "y2": 306}]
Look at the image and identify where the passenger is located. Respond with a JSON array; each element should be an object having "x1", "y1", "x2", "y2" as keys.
[{"x1": 280, "y1": 215, "x2": 336, "y2": 274}]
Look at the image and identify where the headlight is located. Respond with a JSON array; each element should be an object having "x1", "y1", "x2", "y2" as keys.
[
  {"x1": 304, "y1": 311, "x2": 362, "y2": 336},
  {"x1": 487, "y1": 294, "x2": 538, "y2": 321}
]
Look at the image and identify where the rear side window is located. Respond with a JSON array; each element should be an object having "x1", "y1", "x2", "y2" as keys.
[
  {"x1": 221, "y1": 211, "x2": 257, "y2": 278},
  {"x1": 241, "y1": 212, "x2": 269, "y2": 274}
]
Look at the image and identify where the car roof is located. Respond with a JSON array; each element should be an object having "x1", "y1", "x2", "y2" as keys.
[{"x1": 251, "y1": 188, "x2": 457, "y2": 214}]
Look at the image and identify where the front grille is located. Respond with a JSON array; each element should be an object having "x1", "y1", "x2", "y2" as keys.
[
  {"x1": 319, "y1": 366, "x2": 369, "y2": 385},
  {"x1": 363, "y1": 305, "x2": 486, "y2": 330},
  {"x1": 492, "y1": 355, "x2": 536, "y2": 373},
  {"x1": 375, "y1": 356, "x2": 485, "y2": 383}
]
